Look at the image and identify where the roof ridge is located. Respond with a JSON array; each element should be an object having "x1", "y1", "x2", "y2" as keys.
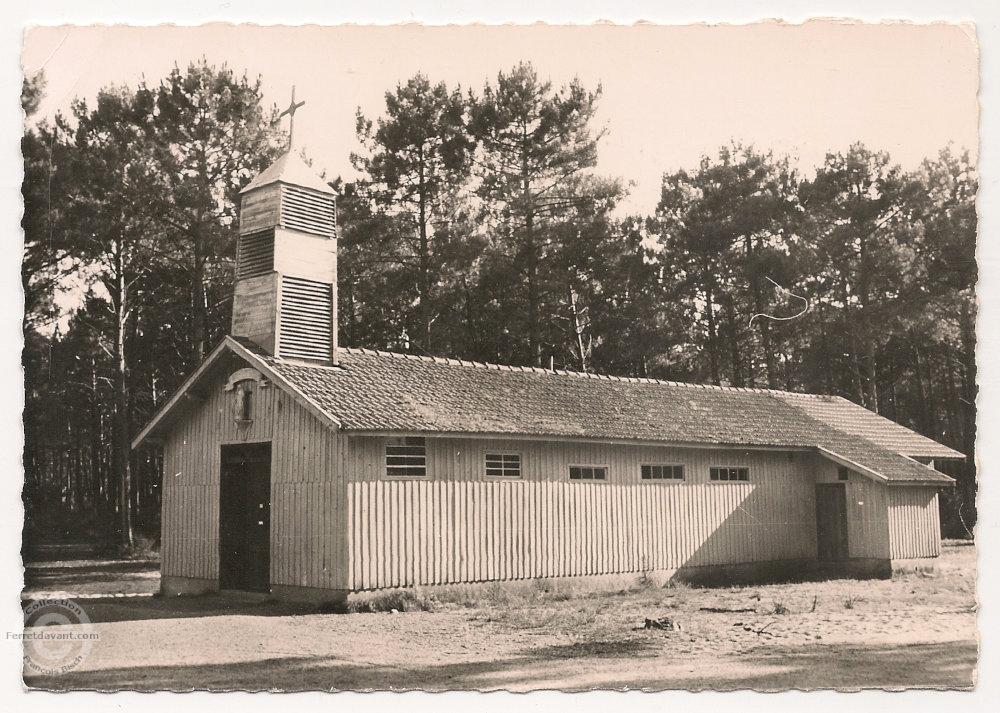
[
  {"x1": 332, "y1": 345, "x2": 822, "y2": 397},
  {"x1": 775, "y1": 391, "x2": 845, "y2": 401}
]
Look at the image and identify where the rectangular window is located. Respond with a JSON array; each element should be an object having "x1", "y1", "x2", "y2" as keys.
[
  {"x1": 837, "y1": 466, "x2": 849, "y2": 481},
  {"x1": 485, "y1": 453, "x2": 521, "y2": 478},
  {"x1": 569, "y1": 466, "x2": 607, "y2": 481},
  {"x1": 386, "y1": 437, "x2": 426, "y2": 477},
  {"x1": 641, "y1": 464, "x2": 685, "y2": 481},
  {"x1": 709, "y1": 466, "x2": 750, "y2": 482}
]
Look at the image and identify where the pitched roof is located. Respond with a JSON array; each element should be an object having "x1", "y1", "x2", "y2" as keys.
[
  {"x1": 775, "y1": 392, "x2": 962, "y2": 459},
  {"x1": 237, "y1": 342, "x2": 954, "y2": 485},
  {"x1": 241, "y1": 151, "x2": 336, "y2": 195}
]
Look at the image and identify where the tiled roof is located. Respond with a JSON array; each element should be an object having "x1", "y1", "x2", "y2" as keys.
[
  {"x1": 774, "y1": 392, "x2": 962, "y2": 459},
  {"x1": 249, "y1": 344, "x2": 955, "y2": 485}
]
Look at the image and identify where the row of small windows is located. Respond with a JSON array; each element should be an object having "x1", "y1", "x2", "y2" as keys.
[{"x1": 386, "y1": 438, "x2": 751, "y2": 482}]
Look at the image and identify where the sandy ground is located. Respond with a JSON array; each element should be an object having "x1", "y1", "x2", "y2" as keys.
[{"x1": 21, "y1": 543, "x2": 977, "y2": 691}]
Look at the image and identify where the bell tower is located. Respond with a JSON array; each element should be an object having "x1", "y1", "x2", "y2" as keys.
[{"x1": 232, "y1": 91, "x2": 338, "y2": 364}]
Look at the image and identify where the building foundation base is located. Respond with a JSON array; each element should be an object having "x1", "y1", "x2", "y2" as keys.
[
  {"x1": 160, "y1": 575, "x2": 218, "y2": 597},
  {"x1": 161, "y1": 554, "x2": 927, "y2": 605}
]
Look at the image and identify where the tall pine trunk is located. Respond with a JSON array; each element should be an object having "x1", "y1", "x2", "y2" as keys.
[
  {"x1": 704, "y1": 277, "x2": 720, "y2": 385},
  {"x1": 857, "y1": 231, "x2": 879, "y2": 411},
  {"x1": 112, "y1": 246, "x2": 134, "y2": 548},
  {"x1": 911, "y1": 335, "x2": 931, "y2": 434},
  {"x1": 746, "y1": 235, "x2": 774, "y2": 388},
  {"x1": 569, "y1": 285, "x2": 588, "y2": 372},
  {"x1": 523, "y1": 159, "x2": 541, "y2": 367},
  {"x1": 841, "y1": 277, "x2": 866, "y2": 406},
  {"x1": 417, "y1": 151, "x2": 432, "y2": 351},
  {"x1": 88, "y1": 358, "x2": 102, "y2": 510},
  {"x1": 958, "y1": 297, "x2": 978, "y2": 529},
  {"x1": 723, "y1": 294, "x2": 744, "y2": 387},
  {"x1": 191, "y1": 221, "x2": 208, "y2": 365},
  {"x1": 818, "y1": 297, "x2": 833, "y2": 394}
]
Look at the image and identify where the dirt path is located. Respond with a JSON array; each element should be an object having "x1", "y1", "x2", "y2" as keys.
[
  {"x1": 22, "y1": 608, "x2": 977, "y2": 691},
  {"x1": 22, "y1": 544, "x2": 978, "y2": 691}
]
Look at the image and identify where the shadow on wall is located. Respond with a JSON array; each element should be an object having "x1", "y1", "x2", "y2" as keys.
[
  {"x1": 347, "y1": 476, "x2": 822, "y2": 591},
  {"x1": 653, "y1": 479, "x2": 820, "y2": 584},
  {"x1": 26, "y1": 640, "x2": 976, "y2": 691}
]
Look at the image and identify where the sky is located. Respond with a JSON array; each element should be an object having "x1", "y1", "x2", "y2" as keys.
[{"x1": 20, "y1": 21, "x2": 979, "y2": 216}]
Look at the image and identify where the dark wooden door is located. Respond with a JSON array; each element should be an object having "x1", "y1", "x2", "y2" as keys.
[
  {"x1": 219, "y1": 443, "x2": 271, "y2": 592},
  {"x1": 815, "y1": 483, "x2": 849, "y2": 561}
]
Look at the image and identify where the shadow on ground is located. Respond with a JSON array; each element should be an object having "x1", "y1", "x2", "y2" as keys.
[
  {"x1": 23, "y1": 558, "x2": 161, "y2": 599},
  {"x1": 25, "y1": 562, "x2": 157, "y2": 586},
  {"x1": 26, "y1": 639, "x2": 977, "y2": 692},
  {"x1": 21, "y1": 594, "x2": 321, "y2": 622}
]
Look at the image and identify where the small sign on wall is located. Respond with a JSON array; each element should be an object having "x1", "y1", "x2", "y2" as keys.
[{"x1": 224, "y1": 367, "x2": 269, "y2": 438}]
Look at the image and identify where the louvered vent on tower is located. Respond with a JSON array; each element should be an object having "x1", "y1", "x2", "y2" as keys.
[
  {"x1": 236, "y1": 229, "x2": 275, "y2": 280},
  {"x1": 279, "y1": 275, "x2": 333, "y2": 361},
  {"x1": 281, "y1": 185, "x2": 336, "y2": 238}
]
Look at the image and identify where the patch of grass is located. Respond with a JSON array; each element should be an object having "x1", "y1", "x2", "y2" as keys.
[
  {"x1": 422, "y1": 575, "x2": 703, "y2": 613},
  {"x1": 117, "y1": 535, "x2": 160, "y2": 560},
  {"x1": 499, "y1": 600, "x2": 607, "y2": 633},
  {"x1": 772, "y1": 600, "x2": 790, "y2": 615},
  {"x1": 637, "y1": 571, "x2": 657, "y2": 589},
  {"x1": 431, "y1": 577, "x2": 664, "y2": 610},
  {"x1": 491, "y1": 606, "x2": 563, "y2": 630},
  {"x1": 345, "y1": 590, "x2": 435, "y2": 614},
  {"x1": 484, "y1": 582, "x2": 518, "y2": 607}
]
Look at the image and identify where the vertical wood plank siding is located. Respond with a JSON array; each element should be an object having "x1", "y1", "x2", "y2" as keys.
[
  {"x1": 344, "y1": 438, "x2": 818, "y2": 590},
  {"x1": 161, "y1": 367, "x2": 345, "y2": 589},
  {"x1": 887, "y1": 488, "x2": 941, "y2": 559},
  {"x1": 812, "y1": 457, "x2": 891, "y2": 559},
  {"x1": 162, "y1": 377, "x2": 941, "y2": 594},
  {"x1": 845, "y1": 479, "x2": 891, "y2": 559},
  {"x1": 269, "y1": 387, "x2": 344, "y2": 589}
]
